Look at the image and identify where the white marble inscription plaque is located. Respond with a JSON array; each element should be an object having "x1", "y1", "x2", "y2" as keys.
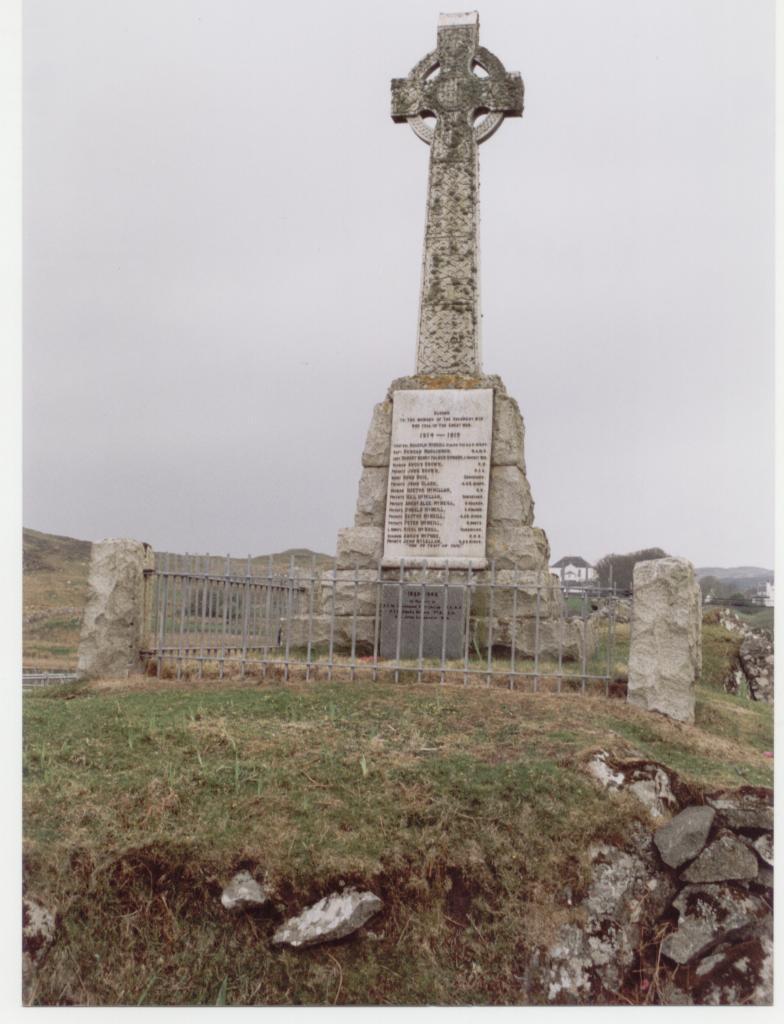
[{"x1": 383, "y1": 389, "x2": 493, "y2": 567}]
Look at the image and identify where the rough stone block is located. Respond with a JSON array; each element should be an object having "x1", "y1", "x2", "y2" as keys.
[
  {"x1": 361, "y1": 401, "x2": 392, "y2": 467},
  {"x1": 354, "y1": 466, "x2": 388, "y2": 526},
  {"x1": 661, "y1": 884, "x2": 768, "y2": 965},
  {"x1": 706, "y1": 790, "x2": 773, "y2": 831},
  {"x1": 627, "y1": 557, "x2": 702, "y2": 724},
  {"x1": 321, "y1": 571, "x2": 380, "y2": 617},
  {"x1": 485, "y1": 525, "x2": 550, "y2": 570},
  {"x1": 472, "y1": 614, "x2": 594, "y2": 663},
  {"x1": 681, "y1": 832, "x2": 759, "y2": 884},
  {"x1": 470, "y1": 571, "x2": 563, "y2": 620},
  {"x1": 77, "y1": 538, "x2": 154, "y2": 678},
  {"x1": 283, "y1": 615, "x2": 332, "y2": 650},
  {"x1": 492, "y1": 393, "x2": 526, "y2": 470},
  {"x1": 654, "y1": 806, "x2": 715, "y2": 868},
  {"x1": 487, "y1": 464, "x2": 533, "y2": 527},
  {"x1": 336, "y1": 527, "x2": 383, "y2": 570}
]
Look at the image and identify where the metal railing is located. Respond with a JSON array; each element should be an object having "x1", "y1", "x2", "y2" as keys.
[
  {"x1": 144, "y1": 553, "x2": 625, "y2": 693},
  {"x1": 23, "y1": 671, "x2": 80, "y2": 689}
]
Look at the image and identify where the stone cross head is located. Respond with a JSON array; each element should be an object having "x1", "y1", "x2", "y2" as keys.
[{"x1": 391, "y1": 11, "x2": 523, "y2": 150}]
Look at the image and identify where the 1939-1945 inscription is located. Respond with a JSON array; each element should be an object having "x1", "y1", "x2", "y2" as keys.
[
  {"x1": 380, "y1": 584, "x2": 466, "y2": 660},
  {"x1": 382, "y1": 388, "x2": 493, "y2": 567}
]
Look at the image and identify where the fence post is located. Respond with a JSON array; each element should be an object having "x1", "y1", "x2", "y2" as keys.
[{"x1": 77, "y1": 538, "x2": 155, "y2": 678}]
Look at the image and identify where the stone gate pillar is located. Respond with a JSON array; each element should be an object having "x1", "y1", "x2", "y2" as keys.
[
  {"x1": 77, "y1": 538, "x2": 155, "y2": 678},
  {"x1": 628, "y1": 557, "x2": 702, "y2": 724}
]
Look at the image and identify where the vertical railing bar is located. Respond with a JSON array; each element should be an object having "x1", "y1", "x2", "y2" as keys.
[
  {"x1": 327, "y1": 557, "x2": 337, "y2": 683},
  {"x1": 150, "y1": 555, "x2": 160, "y2": 663},
  {"x1": 416, "y1": 579, "x2": 426, "y2": 684},
  {"x1": 350, "y1": 562, "x2": 358, "y2": 683},
  {"x1": 607, "y1": 588, "x2": 615, "y2": 698},
  {"x1": 219, "y1": 554, "x2": 229, "y2": 680},
  {"x1": 439, "y1": 562, "x2": 449, "y2": 686},
  {"x1": 581, "y1": 586, "x2": 588, "y2": 693},
  {"x1": 372, "y1": 561, "x2": 382, "y2": 683},
  {"x1": 463, "y1": 563, "x2": 473, "y2": 687},
  {"x1": 557, "y1": 578, "x2": 564, "y2": 694},
  {"x1": 394, "y1": 560, "x2": 405, "y2": 684},
  {"x1": 283, "y1": 554, "x2": 295, "y2": 683},
  {"x1": 176, "y1": 554, "x2": 186, "y2": 680},
  {"x1": 533, "y1": 577, "x2": 541, "y2": 694},
  {"x1": 305, "y1": 553, "x2": 315, "y2": 682},
  {"x1": 510, "y1": 565, "x2": 519, "y2": 690},
  {"x1": 485, "y1": 560, "x2": 495, "y2": 687},
  {"x1": 198, "y1": 554, "x2": 208, "y2": 679},
  {"x1": 240, "y1": 554, "x2": 251, "y2": 678},
  {"x1": 156, "y1": 552, "x2": 168, "y2": 678},
  {"x1": 262, "y1": 554, "x2": 274, "y2": 680},
  {"x1": 187, "y1": 554, "x2": 196, "y2": 668},
  {"x1": 250, "y1": 567, "x2": 260, "y2": 661}
]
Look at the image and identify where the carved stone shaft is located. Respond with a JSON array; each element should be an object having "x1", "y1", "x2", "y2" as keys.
[{"x1": 391, "y1": 12, "x2": 523, "y2": 376}]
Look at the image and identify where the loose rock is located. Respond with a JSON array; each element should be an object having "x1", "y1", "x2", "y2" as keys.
[
  {"x1": 220, "y1": 870, "x2": 271, "y2": 911},
  {"x1": 23, "y1": 897, "x2": 55, "y2": 962},
  {"x1": 680, "y1": 832, "x2": 758, "y2": 884},
  {"x1": 626, "y1": 766, "x2": 678, "y2": 819},
  {"x1": 654, "y1": 806, "x2": 715, "y2": 868},
  {"x1": 752, "y1": 834, "x2": 773, "y2": 867},
  {"x1": 660, "y1": 884, "x2": 768, "y2": 964},
  {"x1": 272, "y1": 889, "x2": 382, "y2": 948},
  {"x1": 22, "y1": 897, "x2": 56, "y2": 1003},
  {"x1": 706, "y1": 789, "x2": 773, "y2": 831},
  {"x1": 584, "y1": 751, "x2": 678, "y2": 818}
]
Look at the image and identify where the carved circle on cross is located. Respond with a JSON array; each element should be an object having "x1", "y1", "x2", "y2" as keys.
[{"x1": 405, "y1": 45, "x2": 509, "y2": 146}]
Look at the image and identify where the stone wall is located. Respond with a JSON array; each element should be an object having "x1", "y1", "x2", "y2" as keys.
[
  {"x1": 77, "y1": 538, "x2": 154, "y2": 678},
  {"x1": 627, "y1": 557, "x2": 702, "y2": 724},
  {"x1": 534, "y1": 755, "x2": 774, "y2": 1005}
]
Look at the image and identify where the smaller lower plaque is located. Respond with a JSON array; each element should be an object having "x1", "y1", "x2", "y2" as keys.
[{"x1": 380, "y1": 585, "x2": 466, "y2": 660}]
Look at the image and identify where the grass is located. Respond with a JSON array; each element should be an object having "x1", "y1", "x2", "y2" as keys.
[
  {"x1": 733, "y1": 607, "x2": 774, "y2": 632},
  {"x1": 23, "y1": 669, "x2": 772, "y2": 1006},
  {"x1": 23, "y1": 530, "x2": 91, "y2": 670}
]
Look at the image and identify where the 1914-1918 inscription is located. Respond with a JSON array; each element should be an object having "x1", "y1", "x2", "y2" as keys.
[
  {"x1": 382, "y1": 388, "x2": 493, "y2": 567},
  {"x1": 380, "y1": 585, "x2": 466, "y2": 659}
]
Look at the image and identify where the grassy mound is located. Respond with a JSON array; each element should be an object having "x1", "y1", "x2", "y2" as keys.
[{"x1": 23, "y1": 660, "x2": 772, "y2": 1005}]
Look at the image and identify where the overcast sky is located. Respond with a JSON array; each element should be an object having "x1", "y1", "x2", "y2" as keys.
[{"x1": 23, "y1": 0, "x2": 775, "y2": 568}]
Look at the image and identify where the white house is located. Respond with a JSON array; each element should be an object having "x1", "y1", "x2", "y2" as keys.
[
  {"x1": 751, "y1": 581, "x2": 775, "y2": 608},
  {"x1": 550, "y1": 556, "x2": 598, "y2": 585}
]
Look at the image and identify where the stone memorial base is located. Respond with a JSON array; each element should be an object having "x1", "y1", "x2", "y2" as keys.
[{"x1": 326, "y1": 374, "x2": 589, "y2": 662}]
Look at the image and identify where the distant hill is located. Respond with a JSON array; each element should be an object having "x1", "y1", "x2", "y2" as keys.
[
  {"x1": 696, "y1": 566, "x2": 774, "y2": 581},
  {"x1": 23, "y1": 529, "x2": 93, "y2": 670},
  {"x1": 22, "y1": 528, "x2": 333, "y2": 670},
  {"x1": 696, "y1": 566, "x2": 773, "y2": 593}
]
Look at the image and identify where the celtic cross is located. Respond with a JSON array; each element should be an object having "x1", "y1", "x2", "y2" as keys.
[{"x1": 391, "y1": 12, "x2": 523, "y2": 376}]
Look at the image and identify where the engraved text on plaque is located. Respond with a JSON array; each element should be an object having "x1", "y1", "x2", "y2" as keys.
[{"x1": 382, "y1": 388, "x2": 493, "y2": 566}]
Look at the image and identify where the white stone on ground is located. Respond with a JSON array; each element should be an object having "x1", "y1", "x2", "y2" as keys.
[
  {"x1": 220, "y1": 871, "x2": 271, "y2": 911},
  {"x1": 272, "y1": 889, "x2": 382, "y2": 948}
]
